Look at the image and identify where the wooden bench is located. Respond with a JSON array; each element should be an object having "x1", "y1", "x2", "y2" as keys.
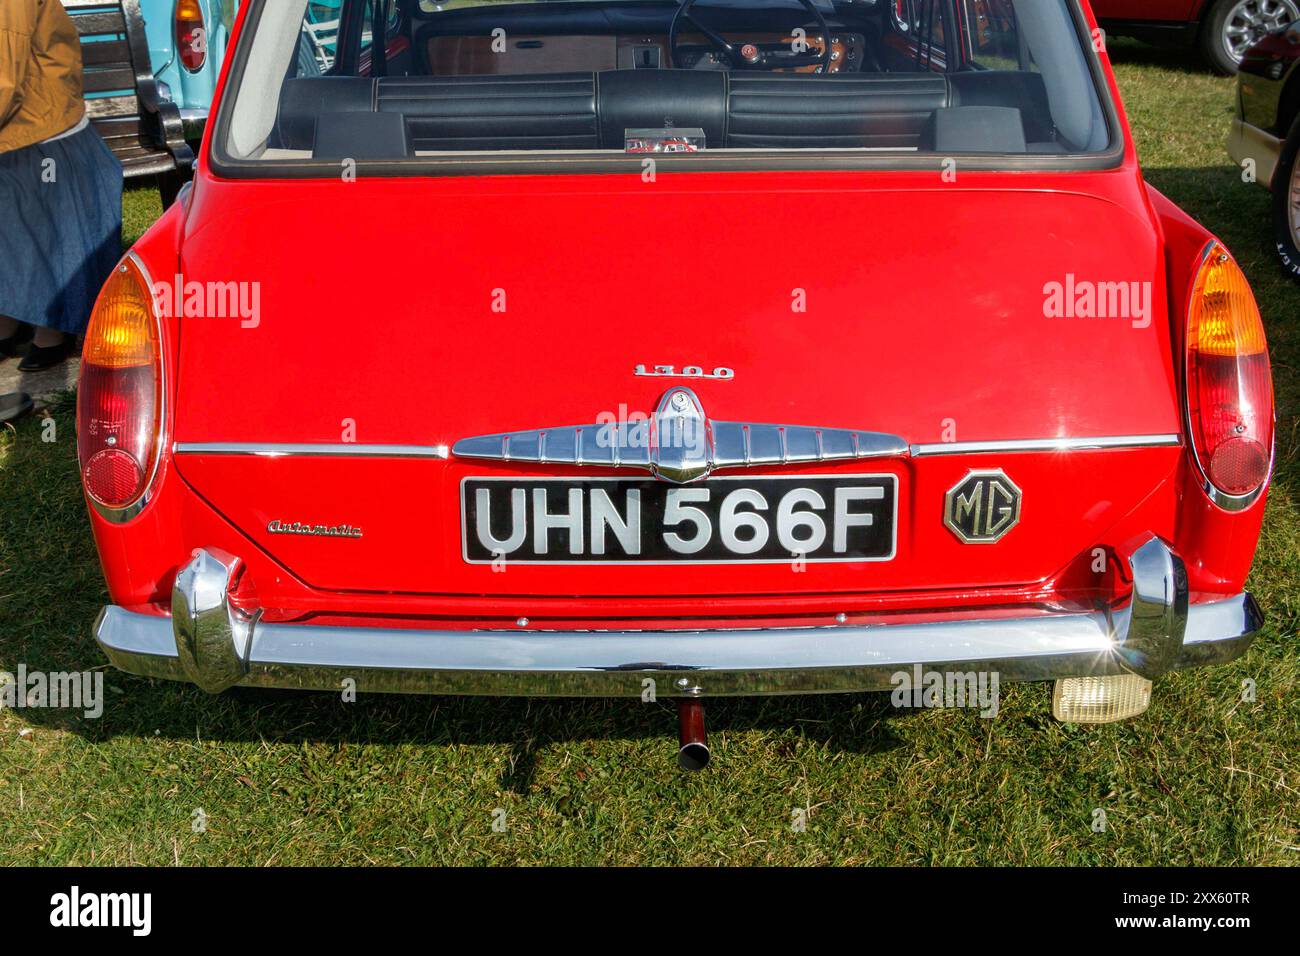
[{"x1": 61, "y1": 0, "x2": 194, "y2": 206}]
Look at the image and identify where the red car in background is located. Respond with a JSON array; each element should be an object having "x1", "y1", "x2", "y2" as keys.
[
  {"x1": 1092, "y1": 0, "x2": 1299, "y2": 73},
  {"x1": 80, "y1": 0, "x2": 1272, "y2": 768}
]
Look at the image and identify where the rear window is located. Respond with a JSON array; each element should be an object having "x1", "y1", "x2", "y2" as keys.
[{"x1": 219, "y1": 0, "x2": 1115, "y2": 172}]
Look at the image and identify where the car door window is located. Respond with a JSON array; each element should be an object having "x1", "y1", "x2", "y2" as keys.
[
  {"x1": 359, "y1": 0, "x2": 400, "y2": 54},
  {"x1": 964, "y1": 0, "x2": 1029, "y2": 71},
  {"x1": 886, "y1": 0, "x2": 948, "y2": 72},
  {"x1": 895, "y1": 0, "x2": 946, "y2": 50}
]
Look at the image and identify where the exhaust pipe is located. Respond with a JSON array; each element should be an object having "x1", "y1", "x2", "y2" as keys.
[{"x1": 676, "y1": 698, "x2": 709, "y2": 771}]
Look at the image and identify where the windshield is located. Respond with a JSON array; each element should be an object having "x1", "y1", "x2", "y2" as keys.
[{"x1": 218, "y1": 0, "x2": 1114, "y2": 172}]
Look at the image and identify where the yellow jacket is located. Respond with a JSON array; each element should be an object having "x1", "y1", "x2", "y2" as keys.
[{"x1": 0, "y1": 0, "x2": 85, "y2": 154}]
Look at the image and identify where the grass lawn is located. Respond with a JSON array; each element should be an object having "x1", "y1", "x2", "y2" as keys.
[{"x1": 1, "y1": 40, "x2": 1297, "y2": 866}]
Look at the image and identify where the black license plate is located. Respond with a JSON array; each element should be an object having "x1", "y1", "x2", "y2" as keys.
[{"x1": 461, "y1": 475, "x2": 897, "y2": 564}]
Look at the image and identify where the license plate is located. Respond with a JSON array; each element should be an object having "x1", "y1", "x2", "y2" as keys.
[{"x1": 461, "y1": 475, "x2": 897, "y2": 564}]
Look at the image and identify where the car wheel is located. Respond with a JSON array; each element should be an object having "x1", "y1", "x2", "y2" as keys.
[
  {"x1": 1272, "y1": 116, "x2": 1300, "y2": 280},
  {"x1": 1201, "y1": 0, "x2": 1300, "y2": 75}
]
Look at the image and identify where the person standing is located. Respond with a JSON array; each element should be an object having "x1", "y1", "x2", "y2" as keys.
[{"x1": 0, "y1": 0, "x2": 123, "y2": 372}]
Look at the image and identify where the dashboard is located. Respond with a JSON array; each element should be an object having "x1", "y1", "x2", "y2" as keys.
[{"x1": 425, "y1": 32, "x2": 870, "y2": 75}]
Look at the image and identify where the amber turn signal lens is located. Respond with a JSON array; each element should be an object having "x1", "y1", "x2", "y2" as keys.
[
  {"x1": 78, "y1": 257, "x2": 163, "y2": 511},
  {"x1": 1188, "y1": 244, "x2": 1269, "y2": 357},
  {"x1": 83, "y1": 261, "x2": 158, "y2": 368},
  {"x1": 1185, "y1": 243, "x2": 1273, "y2": 501}
]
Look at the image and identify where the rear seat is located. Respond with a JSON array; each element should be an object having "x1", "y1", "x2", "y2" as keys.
[
  {"x1": 728, "y1": 74, "x2": 947, "y2": 150},
  {"x1": 383, "y1": 74, "x2": 602, "y2": 151},
  {"x1": 269, "y1": 69, "x2": 1057, "y2": 156}
]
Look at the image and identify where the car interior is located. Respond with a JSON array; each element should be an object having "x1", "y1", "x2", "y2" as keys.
[{"x1": 226, "y1": 0, "x2": 1112, "y2": 163}]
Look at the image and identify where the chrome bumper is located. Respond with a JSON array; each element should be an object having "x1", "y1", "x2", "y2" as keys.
[
  {"x1": 93, "y1": 538, "x2": 1262, "y2": 698},
  {"x1": 1228, "y1": 117, "x2": 1282, "y2": 190},
  {"x1": 178, "y1": 108, "x2": 208, "y2": 142}
]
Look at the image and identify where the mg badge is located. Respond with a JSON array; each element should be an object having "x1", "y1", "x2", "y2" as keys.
[{"x1": 944, "y1": 470, "x2": 1021, "y2": 543}]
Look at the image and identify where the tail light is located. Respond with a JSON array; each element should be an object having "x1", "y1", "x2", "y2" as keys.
[
  {"x1": 78, "y1": 257, "x2": 163, "y2": 516},
  {"x1": 176, "y1": 0, "x2": 207, "y2": 73},
  {"x1": 1185, "y1": 242, "x2": 1273, "y2": 507}
]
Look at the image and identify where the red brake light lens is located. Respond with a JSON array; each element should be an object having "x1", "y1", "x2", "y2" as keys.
[
  {"x1": 1185, "y1": 243, "x2": 1273, "y2": 501},
  {"x1": 77, "y1": 258, "x2": 163, "y2": 511},
  {"x1": 176, "y1": 0, "x2": 207, "y2": 73}
]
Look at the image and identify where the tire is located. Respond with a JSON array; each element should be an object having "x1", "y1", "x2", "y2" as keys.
[
  {"x1": 1200, "y1": 0, "x2": 1300, "y2": 76},
  {"x1": 1272, "y1": 115, "x2": 1300, "y2": 281}
]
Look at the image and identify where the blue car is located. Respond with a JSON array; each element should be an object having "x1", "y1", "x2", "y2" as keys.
[
  {"x1": 57, "y1": 0, "x2": 244, "y2": 200},
  {"x1": 142, "y1": 2, "x2": 345, "y2": 119},
  {"x1": 61, "y1": 0, "x2": 339, "y2": 201},
  {"x1": 67, "y1": 0, "x2": 240, "y2": 140},
  {"x1": 139, "y1": 0, "x2": 239, "y2": 136}
]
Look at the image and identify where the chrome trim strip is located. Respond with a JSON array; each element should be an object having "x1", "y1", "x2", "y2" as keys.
[
  {"x1": 1193, "y1": 462, "x2": 1271, "y2": 513},
  {"x1": 909, "y1": 434, "x2": 1181, "y2": 456},
  {"x1": 175, "y1": 436, "x2": 1181, "y2": 463},
  {"x1": 173, "y1": 442, "x2": 450, "y2": 459},
  {"x1": 91, "y1": 540, "x2": 1260, "y2": 699},
  {"x1": 453, "y1": 387, "x2": 909, "y2": 484},
  {"x1": 174, "y1": 436, "x2": 1181, "y2": 463}
]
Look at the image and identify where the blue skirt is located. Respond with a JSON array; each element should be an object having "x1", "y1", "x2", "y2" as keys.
[{"x1": 0, "y1": 124, "x2": 123, "y2": 335}]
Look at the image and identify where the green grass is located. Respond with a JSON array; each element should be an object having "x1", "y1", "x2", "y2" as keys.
[{"x1": 1, "y1": 41, "x2": 1297, "y2": 865}]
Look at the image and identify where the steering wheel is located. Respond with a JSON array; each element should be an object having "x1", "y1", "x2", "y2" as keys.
[{"x1": 668, "y1": 0, "x2": 834, "y2": 72}]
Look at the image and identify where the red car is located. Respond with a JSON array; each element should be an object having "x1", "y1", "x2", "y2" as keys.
[
  {"x1": 1090, "y1": 0, "x2": 1300, "y2": 74},
  {"x1": 81, "y1": 0, "x2": 1272, "y2": 769}
]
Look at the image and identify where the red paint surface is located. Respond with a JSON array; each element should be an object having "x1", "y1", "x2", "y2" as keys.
[{"x1": 81, "y1": 0, "x2": 1269, "y2": 625}]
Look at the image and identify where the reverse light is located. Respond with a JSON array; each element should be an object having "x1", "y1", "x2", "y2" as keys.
[
  {"x1": 1185, "y1": 242, "x2": 1273, "y2": 506},
  {"x1": 176, "y1": 0, "x2": 207, "y2": 73},
  {"x1": 1052, "y1": 675, "x2": 1152, "y2": 724},
  {"x1": 77, "y1": 257, "x2": 163, "y2": 514}
]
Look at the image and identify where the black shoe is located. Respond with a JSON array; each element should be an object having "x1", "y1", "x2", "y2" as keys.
[
  {"x1": 17, "y1": 337, "x2": 73, "y2": 372},
  {"x1": 0, "y1": 392, "x2": 33, "y2": 423},
  {"x1": 0, "y1": 324, "x2": 34, "y2": 359}
]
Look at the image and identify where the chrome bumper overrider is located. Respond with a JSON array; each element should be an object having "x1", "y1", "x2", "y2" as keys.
[{"x1": 93, "y1": 538, "x2": 1262, "y2": 698}]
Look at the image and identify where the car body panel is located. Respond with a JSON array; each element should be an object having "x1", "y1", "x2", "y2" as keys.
[
  {"x1": 93, "y1": 158, "x2": 1266, "y2": 615},
  {"x1": 1229, "y1": 21, "x2": 1300, "y2": 272},
  {"x1": 165, "y1": 172, "x2": 1181, "y2": 600},
  {"x1": 1089, "y1": 1, "x2": 1204, "y2": 23},
  {"x1": 78, "y1": 0, "x2": 1270, "y2": 703},
  {"x1": 1235, "y1": 23, "x2": 1300, "y2": 142},
  {"x1": 172, "y1": 448, "x2": 1181, "y2": 598},
  {"x1": 1089, "y1": 0, "x2": 1205, "y2": 45}
]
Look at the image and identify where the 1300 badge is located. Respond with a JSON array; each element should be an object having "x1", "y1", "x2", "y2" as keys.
[{"x1": 462, "y1": 475, "x2": 897, "y2": 564}]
